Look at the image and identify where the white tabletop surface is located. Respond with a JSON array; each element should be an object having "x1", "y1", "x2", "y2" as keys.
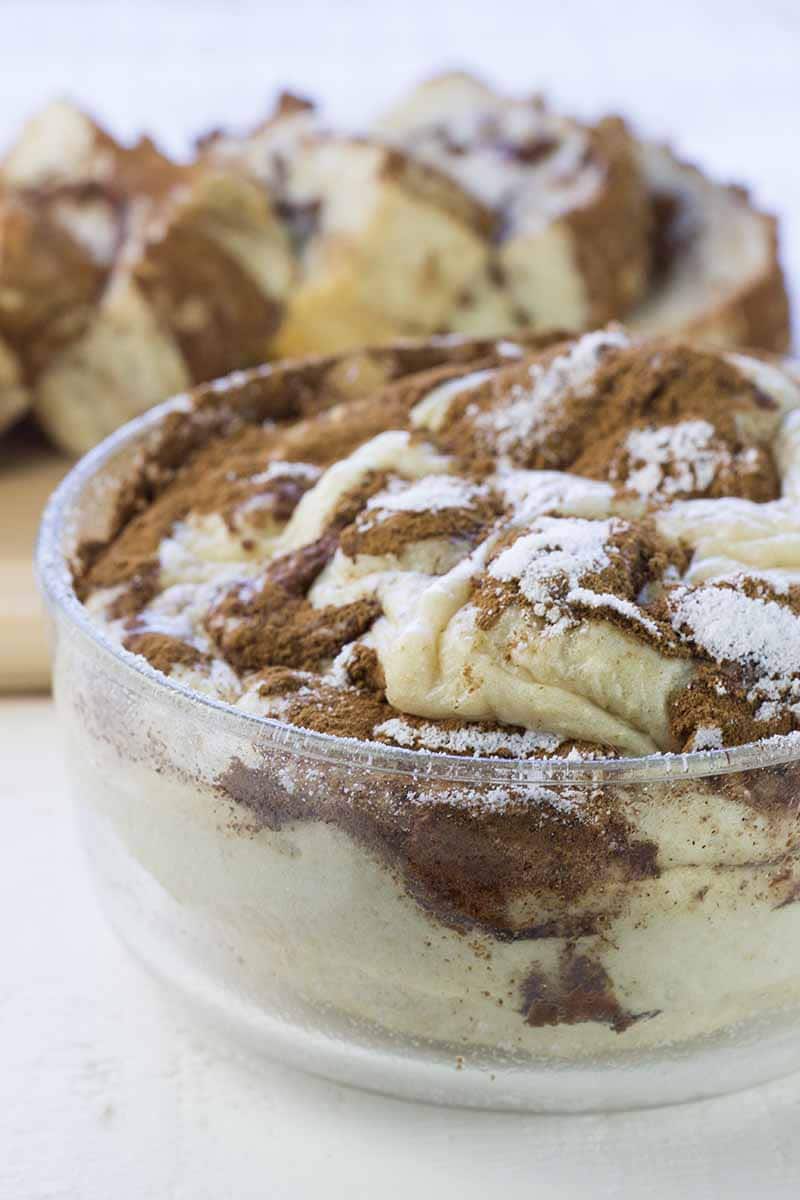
[{"x1": 4, "y1": 1, "x2": 800, "y2": 1195}]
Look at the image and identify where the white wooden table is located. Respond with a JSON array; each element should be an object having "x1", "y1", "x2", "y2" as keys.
[{"x1": 4, "y1": 2, "x2": 800, "y2": 1194}]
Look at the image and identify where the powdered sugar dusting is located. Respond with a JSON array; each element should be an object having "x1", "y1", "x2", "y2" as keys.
[
  {"x1": 487, "y1": 513, "x2": 664, "y2": 639},
  {"x1": 479, "y1": 328, "x2": 629, "y2": 462},
  {"x1": 365, "y1": 474, "x2": 481, "y2": 516},
  {"x1": 408, "y1": 783, "x2": 580, "y2": 816},
  {"x1": 484, "y1": 328, "x2": 628, "y2": 458},
  {"x1": 618, "y1": 420, "x2": 730, "y2": 501},
  {"x1": 690, "y1": 725, "x2": 724, "y2": 750},
  {"x1": 491, "y1": 515, "x2": 612, "y2": 588},
  {"x1": 670, "y1": 584, "x2": 800, "y2": 720},
  {"x1": 388, "y1": 100, "x2": 601, "y2": 231},
  {"x1": 324, "y1": 642, "x2": 360, "y2": 689},
  {"x1": 375, "y1": 716, "x2": 562, "y2": 756},
  {"x1": 568, "y1": 587, "x2": 662, "y2": 637},
  {"x1": 250, "y1": 460, "x2": 321, "y2": 485},
  {"x1": 82, "y1": 328, "x2": 800, "y2": 759},
  {"x1": 495, "y1": 469, "x2": 614, "y2": 523},
  {"x1": 489, "y1": 516, "x2": 609, "y2": 632}
]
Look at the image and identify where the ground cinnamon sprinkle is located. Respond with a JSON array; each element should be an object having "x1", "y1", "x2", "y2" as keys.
[
  {"x1": 76, "y1": 327, "x2": 800, "y2": 758},
  {"x1": 212, "y1": 591, "x2": 381, "y2": 674},
  {"x1": 436, "y1": 339, "x2": 782, "y2": 502},
  {"x1": 106, "y1": 562, "x2": 161, "y2": 619},
  {"x1": 79, "y1": 423, "x2": 283, "y2": 599},
  {"x1": 666, "y1": 578, "x2": 800, "y2": 747},
  {"x1": 668, "y1": 666, "x2": 780, "y2": 750},
  {"x1": 273, "y1": 681, "x2": 393, "y2": 742},
  {"x1": 340, "y1": 493, "x2": 499, "y2": 558},
  {"x1": 76, "y1": 334, "x2": 559, "y2": 600},
  {"x1": 205, "y1": 530, "x2": 382, "y2": 674},
  {"x1": 571, "y1": 343, "x2": 782, "y2": 501},
  {"x1": 344, "y1": 644, "x2": 386, "y2": 695},
  {"x1": 472, "y1": 514, "x2": 688, "y2": 655},
  {"x1": 122, "y1": 631, "x2": 208, "y2": 674},
  {"x1": 436, "y1": 345, "x2": 582, "y2": 473}
]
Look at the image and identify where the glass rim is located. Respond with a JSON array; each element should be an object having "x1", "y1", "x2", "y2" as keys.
[{"x1": 36, "y1": 374, "x2": 800, "y2": 788}]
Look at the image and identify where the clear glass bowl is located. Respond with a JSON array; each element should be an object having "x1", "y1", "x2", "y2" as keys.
[{"x1": 37, "y1": 383, "x2": 800, "y2": 1113}]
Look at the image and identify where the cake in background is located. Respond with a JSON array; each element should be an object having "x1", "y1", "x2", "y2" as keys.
[{"x1": 0, "y1": 72, "x2": 790, "y2": 455}]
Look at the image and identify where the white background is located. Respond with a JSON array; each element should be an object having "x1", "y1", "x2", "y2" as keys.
[{"x1": 3, "y1": 2, "x2": 800, "y2": 1196}]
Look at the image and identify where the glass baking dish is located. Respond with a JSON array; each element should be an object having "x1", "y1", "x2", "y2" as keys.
[{"x1": 37, "y1": 380, "x2": 800, "y2": 1113}]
